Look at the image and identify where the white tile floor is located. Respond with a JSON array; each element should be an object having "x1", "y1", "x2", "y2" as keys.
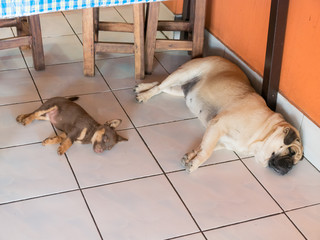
[{"x1": 0, "y1": 4, "x2": 320, "y2": 240}]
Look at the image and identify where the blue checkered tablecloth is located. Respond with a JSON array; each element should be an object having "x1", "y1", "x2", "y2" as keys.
[{"x1": 0, "y1": 0, "x2": 164, "y2": 18}]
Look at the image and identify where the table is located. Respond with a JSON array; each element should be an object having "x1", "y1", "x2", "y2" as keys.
[
  {"x1": 1, "y1": 0, "x2": 286, "y2": 110},
  {"x1": 0, "y1": 0, "x2": 164, "y2": 19}
]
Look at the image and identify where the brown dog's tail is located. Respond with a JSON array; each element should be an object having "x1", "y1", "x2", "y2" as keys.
[{"x1": 67, "y1": 96, "x2": 79, "y2": 102}]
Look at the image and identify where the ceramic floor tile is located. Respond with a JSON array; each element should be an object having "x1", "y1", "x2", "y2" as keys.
[
  {"x1": 114, "y1": 88, "x2": 194, "y2": 127},
  {"x1": 204, "y1": 214, "x2": 305, "y2": 240},
  {"x1": 0, "y1": 102, "x2": 54, "y2": 148},
  {"x1": 83, "y1": 175, "x2": 199, "y2": 239},
  {"x1": 30, "y1": 62, "x2": 109, "y2": 99},
  {"x1": 0, "y1": 27, "x2": 12, "y2": 38},
  {"x1": 70, "y1": 92, "x2": 133, "y2": 130},
  {"x1": 287, "y1": 204, "x2": 320, "y2": 240},
  {"x1": 243, "y1": 157, "x2": 320, "y2": 210},
  {"x1": 96, "y1": 56, "x2": 168, "y2": 90},
  {"x1": 66, "y1": 129, "x2": 161, "y2": 188},
  {"x1": 39, "y1": 12, "x2": 74, "y2": 37},
  {"x1": 0, "y1": 48, "x2": 26, "y2": 71},
  {"x1": 64, "y1": 7, "x2": 125, "y2": 34},
  {"x1": 168, "y1": 161, "x2": 282, "y2": 230},
  {"x1": 0, "y1": 191, "x2": 100, "y2": 240},
  {"x1": 174, "y1": 233, "x2": 206, "y2": 240},
  {"x1": 22, "y1": 35, "x2": 83, "y2": 67},
  {"x1": 138, "y1": 119, "x2": 238, "y2": 172},
  {"x1": 155, "y1": 51, "x2": 192, "y2": 73},
  {"x1": 0, "y1": 143, "x2": 78, "y2": 204},
  {"x1": 0, "y1": 27, "x2": 26, "y2": 71},
  {"x1": 0, "y1": 69, "x2": 40, "y2": 105}
]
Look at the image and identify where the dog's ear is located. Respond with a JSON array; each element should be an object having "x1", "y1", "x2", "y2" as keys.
[
  {"x1": 106, "y1": 119, "x2": 122, "y2": 129},
  {"x1": 117, "y1": 134, "x2": 128, "y2": 142},
  {"x1": 283, "y1": 127, "x2": 298, "y2": 145}
]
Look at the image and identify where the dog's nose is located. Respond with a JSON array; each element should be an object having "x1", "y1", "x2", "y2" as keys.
[{"x1": 268, "y1": 155, "x2": 294, "y2": 175}]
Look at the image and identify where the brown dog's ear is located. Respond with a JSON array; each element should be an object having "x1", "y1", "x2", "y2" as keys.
[
  {"x1": 106, "y1": 119, "x2": 122, "y2": 129},
  {"x1": 117, "y1": 134, "x2": 128, "y2": 142},
  {"x1": 284, "y1": 127, "x2": 298, "y2": 145}
]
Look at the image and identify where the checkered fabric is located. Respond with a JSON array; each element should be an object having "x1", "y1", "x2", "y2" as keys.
[{"x1": 0, "y1": 0, "x2": 164, "y2": 18}]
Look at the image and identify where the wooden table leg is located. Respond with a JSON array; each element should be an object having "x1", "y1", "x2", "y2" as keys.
[
  {"x1": 191, "y1": 0, "x2": 206, "y2": 58},
  {"x1": 83, "y1": 8, "x2": 95, "y2": 77},
  {"x1": 28, "y1": 15, "x2": 45, "y2": 70},
  {"x1": 262, "y1": 0, "x2": 289, "y2": 110},
  {"x1": 133, "y1": 3, "x2": 145, "y2": 79},
  {"x1": 145, "y1": 2, "x2": 160, "y2": 75}
]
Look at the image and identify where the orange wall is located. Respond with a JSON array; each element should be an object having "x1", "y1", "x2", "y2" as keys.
[
  {"x1": 166, "y1": 0, "x2": 320, "y2": 126},
  {"x1": 163, "y1": 1, "x2": 183, "y2": 15}
]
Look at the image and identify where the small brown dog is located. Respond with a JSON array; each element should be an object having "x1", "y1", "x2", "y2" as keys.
[{"x1": 16, "y1": 97, "x2": 127, "y2": 155}]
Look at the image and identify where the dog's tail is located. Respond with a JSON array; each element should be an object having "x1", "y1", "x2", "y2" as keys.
[{"x1": 68, "y1": 96, "x2": 79, "y2": 102}]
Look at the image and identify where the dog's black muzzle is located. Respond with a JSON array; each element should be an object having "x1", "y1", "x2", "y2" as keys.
[{"x1": 268, "y1": 152, "x2": 294, "y2": 175}]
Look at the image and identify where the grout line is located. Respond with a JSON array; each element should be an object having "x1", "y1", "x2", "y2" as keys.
[
  {"x1": 62, "y1": 152, "x2": 104, "y2": 240},
  {"x1": 93, "y1": 57, "x2": 208, "y2": 238},
  {"x1": 202, "y1": 212, "x2": 284, "y2": 233},
  {"x1": 0, "y1": 189, "x2": 79, "y2": 206},
  {"x1": 134, "y1": 117, "x2": 198, "y2": 129},
  {"x1": 237, "y1": 153, "x2": 308, "y2": 240},
  {"x1": 285, "y1": 202, "x2": 320, "y2": 213},
  {"x1": 0, "y1": 141, "x2": 42, "y2": 150},
  {"x1": 164, "y1": 232, "x2": 202, "y2": 240},
  {"x1": 133, "y1": 128, "x2": 209, "y2": 240}
]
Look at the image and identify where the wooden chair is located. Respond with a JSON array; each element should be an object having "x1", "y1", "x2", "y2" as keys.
[
  {"x1": 145, "y1": 0, "x2": 206, "y2": 74},
  {"x1": 0, "y1": 15, "x2": 45, "y2": 70},
  {"x1": 82, "y1": 4, "x2": 145, "y2": 79}
]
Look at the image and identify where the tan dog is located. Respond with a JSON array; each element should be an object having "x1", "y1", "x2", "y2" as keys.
[{"x1": 135, "y1": 56, "x2": 303, "y2": 174}]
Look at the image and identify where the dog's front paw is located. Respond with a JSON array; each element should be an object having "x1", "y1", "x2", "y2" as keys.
[
  {"x1": 135, "y1": 93, "x2": 149, "y2": 103},
  {"x1": 42, "y1": 137, "x2": 59, "y2": 146},
  {"x1": 57, "y1": 146, "x2": 66, "y2": 155},
  {"x1": 182, "y1": 149, "x2": 201, "y2": 173},
  {"x1": 185, "y1": 159, "x2": 200, "y2": 173},
  {"x1": 181, "y1": 149, "x2": 198, "y2": 165}
]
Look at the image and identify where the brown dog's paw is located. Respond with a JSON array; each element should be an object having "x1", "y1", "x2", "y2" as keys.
[
  {"x1": 16, "y1": 114, "x2": 33, "y2": 125},
  {"x1": 57, "y1": 146, "x2": 66, "y2": 155},
  {"x1": 16, "y1": 114, "x2": 27, "y2": 125}
]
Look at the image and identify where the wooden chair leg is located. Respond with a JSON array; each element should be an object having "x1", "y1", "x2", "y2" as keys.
[
  {"x1": 133, "y1": 3, "x2": 145, "y2": 79},
  {"x1": 191, "y1": 0, "x2": 206, "y2": 58},
  {"x1": 181, "y1": 0, "x2": 191, "y2": 40},
  {"x1": 28, "y1": 15, "x2": 45, "y2": 70},
  {"x1": 83, "y1": 8, "x2": 95, "y2": 77},
  {"x1": 145, "y1": 2, "x2": 160, "y2": 75},
  {"x1": 93, "y1": 8, "x2": 99, "y2": 42}
]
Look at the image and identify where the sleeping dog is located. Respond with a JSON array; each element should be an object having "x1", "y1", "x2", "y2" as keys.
[
  {"x1": 135, "y1": 56, "x2": 303, "y2": 175},
  {"x1": 16, "y1": 97, "x2": 127, "y2": 155}
]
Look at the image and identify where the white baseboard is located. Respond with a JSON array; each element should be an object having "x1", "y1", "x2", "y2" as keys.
[{"x1": 203, "y1": 30, "x2": 320, "y2": 171}]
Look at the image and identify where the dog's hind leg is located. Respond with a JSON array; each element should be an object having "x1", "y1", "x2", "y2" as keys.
[
  {"x1": 182, "y1": 118, "x2": 224, "y2": 172},
  {"x1": 16, "y1": 106, "x2": 58, "y2": 125},
  {"x1": 134, "y1": 82, "x2": 159, "y2": 93},
  {"x1": 136, "y1": 58, "x2": 210, "y2": 102}
]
